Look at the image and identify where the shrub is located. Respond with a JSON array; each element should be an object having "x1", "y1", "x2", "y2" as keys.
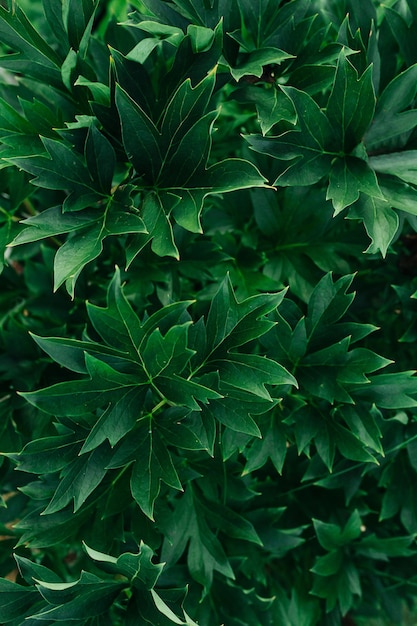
[{"x1": 2, "y1": 0, "x2": 417, "y2": 624}]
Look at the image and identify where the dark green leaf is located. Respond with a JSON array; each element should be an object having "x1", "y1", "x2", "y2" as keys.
[
  {"x1": 34, "y1": 572, "x2": 124, "y2": 621},
  {"x1": 326, "y1": 156, "x2": 383, "y2": 214},
  {"x1": 326, "y1": 48, "x2": 375, "y2": 151},
  {"x1": 347, "y1": 195, "x2": 399, "y2": 257},
  {"x1": 246, "y1": 86, "x2": 336, "y2": 186},
  {"x1": 129, "y1": 420, "x2": 183, "y2": 519}
]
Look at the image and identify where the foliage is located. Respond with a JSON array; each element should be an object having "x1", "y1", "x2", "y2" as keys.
[{"x1": 2, "y1": 0, "x2": 417, "y2": 624}]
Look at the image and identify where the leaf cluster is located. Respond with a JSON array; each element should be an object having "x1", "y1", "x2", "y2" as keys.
[{"x1": 2, "y1": 1, "x2": 417, "y2": 625}]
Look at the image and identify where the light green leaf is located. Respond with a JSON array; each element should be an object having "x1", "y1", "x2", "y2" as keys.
[
  {"x1": 370, "y1": 151, "x2": 417, "y2": 186},
  {"x1": 378, "y1": 176, "x2": 417, "y2": 216}
]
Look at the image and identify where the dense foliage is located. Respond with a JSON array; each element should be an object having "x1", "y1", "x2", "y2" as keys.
[{"x1": 2, "y1": 0, "x2": 417, "y2": 624}]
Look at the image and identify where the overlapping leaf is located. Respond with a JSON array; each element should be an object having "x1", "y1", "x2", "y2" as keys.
[
  {"x1": 0, "y1": 543, "x2": 197, "y2": 626},
  {"x1": 14, "y1": 269, "x2": 296, "y2": 520}
]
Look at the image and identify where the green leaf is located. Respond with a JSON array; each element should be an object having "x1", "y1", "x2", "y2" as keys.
[
  {"x1": 216, "y1": 353, "x2": 297, "y2": 401},
  {"x1": 230, "y1": 47, "x2": 294, "y2": 81},
  {"x1": 81, "y1": 388, "x2": 147, "y2": 453},
  {"x1": 205, "y1": 273, "x2": 285, "y2": 354},
  {"x1": 158, "y1": 110, "x2": 218, "y2": 187},
  {"x1": 203, "y1": 397, "x2": 262, "y2": 437},
  {"x1": 115, "y1": 84, "x2": 162, "y2": 182},
  {"x1": 369, "y1": 150, "x2": 417, "y2": 186},
  {"x1": 235, "y1": 85, "x2": 297, "y2": 135},
  {"x1": 243, "y1": 414, "x2": 288, "y2": 474},
  {"x1": 332, "y1": 422, "x2": 377, "y2": 464},
  {"x1": 326, "y1": 156, "x2": 384, "y2": 214},
  {"x1": 339, "y1": 405, "x2": 384, "y2": 455},
  {"x1": 200, "y1": 496, "x2": 262, "y2": 545},
  {"x1": 64, "y1": 0, "x2": 96, "y2": 53},
  {"x1": 384, "y1": 4, "x2": 417, "y2": 68},
  {"x1": 365, "y1": 111, "x2": 417, "y2": 152},
  {"x1": 9, "y1": 433, "x2": 80, "y2": 474},
  {"x1": 326, "y1": 48, "x2": 375, "y2": 151},
  {"x1": 188, "y1": 23, "x2": 216, "y2": 53},
  {"x1": 15, "y1": 554, "x2": 62, "y2": 585},
  {"x1": 306, "y1": 273, "x2": 355, "y2": 338},
  {"x1": 140, "y1": 192, "x2": 179, "y2": 259},
  {"x1": 156, "y1": 375, "x2": 222, "y2": 411},
  {"x1": 311, "y1": 556, "x2": 361, "y2": 615},
  {"x1": 129, "y1": 420, "x2": 183, "y2": 519},
  {"x1": 377, "y1": 64, "x2": 417, "y2": 115},
  {"x1": 160, "y1": 69, "x2": 216, "y2": 149},
  {"x1": 10, "y1": 205, "x2": 99, "y2": 245},
  {"x1": 142, "y1": 323, "x2": 195, "y2": 377},
  {"x1": 0, "y1": 578, "x2": 39, "y2": 622},
  {"x1": 53, "y1": 221, "x2": 105, "y2": 295},
  {"x1": 7, "y1": 136, "x2": 94, "y2": 193},
  {"x1": 161, "y1": 486, "x2": 235, "y2": 593},
  {"x1": 86, "y1": 268, "x2": 145, "y2": 355},
  {"x1": 314, "y1": 510, "x2": 362, "y2": 551},
  {"x1": 20, "y1": 355, "x2": 140, "y2": 417},
  {"x1": 357, "y1": 534, "x2": 415, "y2": 560},
  {"x1": 0, "y1": 4, "x2": 62, "y2": 87},
  {"x1": 246, "y1": 86, "x2": 336, "y2": 186},
  {"x1": 85, "y1": 124, "x2": 116, "y2": 194},
  {"x1": 378, "y1": 176, "x2": 417, "y2": 216},
  {"x1": 311, "y1": 549, "x2": 344, "y2": 576},
  {"x1": 116, "y1": 544, "x2": 164, "y2": 590},
  {"x1": 347, "y1": 195, "x2": 399, "y2": 257},
  {"x1": 43, "y1": 443, "x2": 109, "y2": 514},
  {"x1": 352, "y1": 371, "x2": 417, "y2": 408},
  {"x1": 33, "y1": 571, "x2": 124, "y2": 621}
]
